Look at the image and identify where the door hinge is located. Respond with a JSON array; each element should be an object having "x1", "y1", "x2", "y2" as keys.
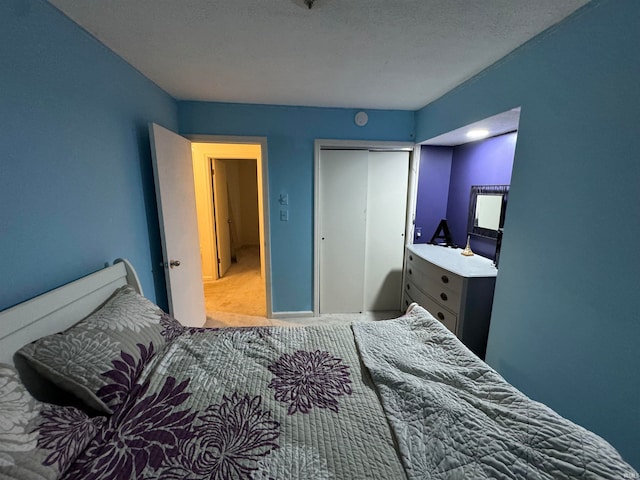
[{"x1": 217, "y1": 257, "x2": 221, "y2": 264}]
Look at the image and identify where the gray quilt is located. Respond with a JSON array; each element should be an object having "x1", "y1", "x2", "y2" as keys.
[
  {"x1": 55, "y1": 308, "x2": 638, "y2": 479},
  {"x1": 62, "y1": 324, "x2": 407, "y2": 480},
  {"x1": 352, "y1": 305, "x2": 638, "y2": 480}
]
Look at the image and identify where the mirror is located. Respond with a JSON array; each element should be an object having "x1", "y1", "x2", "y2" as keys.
[{"x1": 468, "y1": 185, "x2": 509, "y2": 239}]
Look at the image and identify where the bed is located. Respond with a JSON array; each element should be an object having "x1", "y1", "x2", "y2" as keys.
[{"x1": 0, "y1": 260, "x2": 637, "y2": 480}]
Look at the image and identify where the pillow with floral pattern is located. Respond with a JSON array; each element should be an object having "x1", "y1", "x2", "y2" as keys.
[
  {"x1": 0, "y1": 363, "x2": 105, "y2": 480},
  {"x1": 15, "y1": 286, "x2": 183, "y2": 414}
]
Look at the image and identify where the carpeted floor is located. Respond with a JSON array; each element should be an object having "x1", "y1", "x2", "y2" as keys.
[
  {"x1": 204, "y1": 245, "x2": 266, "y2": 318},
  {"x1": 204, "y1": 310, "x2": 403, "y2": 328},
  {"x1": 203, "y1": 245, "x2": 402, "y2": 328}
]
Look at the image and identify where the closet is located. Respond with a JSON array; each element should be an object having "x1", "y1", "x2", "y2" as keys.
[{"x1": 318, "y1": 149, "x2": 409, "y2": 314}]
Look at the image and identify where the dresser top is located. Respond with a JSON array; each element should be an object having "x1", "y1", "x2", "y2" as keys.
[{"x1": 407, "y1": 243, "x2": 498, "y2": 278}]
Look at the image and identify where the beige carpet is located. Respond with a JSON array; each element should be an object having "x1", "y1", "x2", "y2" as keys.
[
  {"x1": 204, "y1": 310, "x2": 403, "y2": 328},
  {"x1": 204, "y1": 245, "x2": 266, "y2": 318}
]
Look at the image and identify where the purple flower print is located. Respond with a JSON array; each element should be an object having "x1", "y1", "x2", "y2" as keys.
[
  {"x1": 268, "y1": 350, "x2": 352, "y2": 415},
  {"x1": 37, "y1": 405, "x2": 105, "y2": 472},
  {"x1": 183, "y1": 325, "x2": 273, "y2": 338},
  {"x1": 68, "y1": 377, "x2": 196, "y2": 480},
  {"x1": 97, "y1": 343, "x2": 155, "y2": 409},
  {"x1": 160, "y1": 313, "x2": 186, "y2": 342},
  {"x1": 185, "y1": 326, "x2": 210, "y2": 335},
  {"x1": 162, "y1": 393, "x2": 280, "y2": 480},
  {"x1": 225, "y1": 326, "x2": 273, "y2": 339}
]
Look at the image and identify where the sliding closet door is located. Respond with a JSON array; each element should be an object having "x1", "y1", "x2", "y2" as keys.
[
  {"x1": 363, "y1": 151, "x2": 410, "y2": 310},
  {"x1": 319, "y1": 150, "x2": 368, "y2": 313}
]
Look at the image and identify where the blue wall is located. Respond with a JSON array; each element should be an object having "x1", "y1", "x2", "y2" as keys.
[
  {"x1": 415, "y1": 0, "x2": 640, "y2": 467},
  {"x1": 178, "y1": 102, "x2": 415, "y2": 312},
  {"x1": 0, "y1": 0, "x2": 177, "y2": 310}
]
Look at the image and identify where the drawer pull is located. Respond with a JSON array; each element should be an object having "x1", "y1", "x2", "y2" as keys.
[
  {"x1": 440, "y1": 292, "x2": 448, "y2": 301},
  {"x1": 409, "y1": 255, "x2": 413, "y2": 261},
  {"x1": 406, "y1": 283, "x2": 410, "y2": 290},
  {"x1": 437, "y1": 312, "x2": 445, "y2": 321},
  {"x1": 441, "y1": 275, "x2": 449, "y2": 284},
  {"x1": 408, "y1": 268, "x2": 412, "y2": 275}
]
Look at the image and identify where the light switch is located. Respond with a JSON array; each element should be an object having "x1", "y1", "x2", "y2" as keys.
[
  {"x1": 279, "y1": 194, "x2": 289, "y2": 205},
  {"x1": 280, "y1": 209, "x2": 289, "y2": 221}
]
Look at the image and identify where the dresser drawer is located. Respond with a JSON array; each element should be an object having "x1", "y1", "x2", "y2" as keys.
[
  {"x1": 405, "y1": 255, "x2": 463, "y2": 310},
  {"x1": 421, "y1": 295, "x2": 458, "y2": 335},
  {"x1": 403, "y1": 244, "x2": 497, "y2": 359},
  {"x1": 404, "y1": 280, "x2": 458, "y2": 334},
  {"x1": 402, "y1": 291, "x2": 415, "y2": 311}
]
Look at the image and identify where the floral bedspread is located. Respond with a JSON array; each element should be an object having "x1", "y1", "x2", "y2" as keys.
[
  {"x1": 352, "y1": 305, "x2": 639, "y2": 480},
  {"x1": 62, "y1": 324, "x2": 407, "y2": 480}
]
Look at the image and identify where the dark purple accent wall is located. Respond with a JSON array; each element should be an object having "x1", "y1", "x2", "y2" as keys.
[
  {"x1": 446, "y1": 132, "x2": 517, "y2": 258},
  {"x1": 414, "y1": 146, "x2": 453, "y2": 243},
  {"x1": 414, "y1": 132, "x2": 516, "y2": 259}
]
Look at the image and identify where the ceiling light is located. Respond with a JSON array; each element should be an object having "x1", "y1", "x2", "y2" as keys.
[{"x1": 466, "y1": 129, "x2": 489, "y2": 140}]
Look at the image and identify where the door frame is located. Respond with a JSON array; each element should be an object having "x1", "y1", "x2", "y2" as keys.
[
  {"x1": 187, "y1": 135, "x2": 273, "y2": 319},
  {"x1": 313, "y1": 139, "x2": 419, "y2": 316}
]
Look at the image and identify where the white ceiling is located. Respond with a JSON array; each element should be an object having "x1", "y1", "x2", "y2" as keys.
[{"x1": 48, "y1": 0, "x2": 589, "y2": 110}]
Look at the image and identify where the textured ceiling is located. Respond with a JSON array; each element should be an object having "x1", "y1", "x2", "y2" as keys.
[{"x1": 48, "y1": 0, "x2": 589, "y2": 110}]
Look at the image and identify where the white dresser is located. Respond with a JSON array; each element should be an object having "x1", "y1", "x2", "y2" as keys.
[{"x1": 402, "y1": 244, "x2": 497, "y2": 358}]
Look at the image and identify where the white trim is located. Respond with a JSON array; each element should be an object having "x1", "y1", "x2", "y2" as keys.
[
  {"x1": 315, "y1": 139, "x2": 415, "y2": 151},
  {"x1": 404, "y1": 144, "x2": 422, "y2": 245},
  {"x1": 114, "y1": 258, "x2": 143, "y2": 296},
  {"x1": 185, "y1": 134, "x2": 273, "y2": 319},
  {"x1": 399, "y1": 145, "x2": 422, "y2": 312},
  {"x1": 0, "y1": 260, "x2": 140, "y2": 365},
  {"x1": 313, "y1": 139, "x2": 417, "y2": 317},
  {"x1": 271, "y1": 310, "x2": 314, "y2": 319},
  {"x1": 187, "y1": 135, "x2": 267, "y2": 145}
]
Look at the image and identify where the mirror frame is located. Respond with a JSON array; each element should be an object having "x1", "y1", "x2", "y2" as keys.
[{"x1": 468, "y1": 185, "x2": 509, "y2": 239}]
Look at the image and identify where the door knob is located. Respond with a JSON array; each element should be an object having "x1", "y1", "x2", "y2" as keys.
[{"x1": 160, "y1": 260, "x2": 182, "y2": 268}]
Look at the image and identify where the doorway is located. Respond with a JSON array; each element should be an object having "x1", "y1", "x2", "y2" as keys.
[{"x1": 191, "y1": 142, "x2": 270, "y2": 319}]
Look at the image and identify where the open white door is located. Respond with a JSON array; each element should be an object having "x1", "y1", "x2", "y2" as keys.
[
  {"x1": 149, "y1": 123, "x2": 206, "y2": 326},
  {"x1": 212, "y1": 159, "x2": 232, "y2": 277}
]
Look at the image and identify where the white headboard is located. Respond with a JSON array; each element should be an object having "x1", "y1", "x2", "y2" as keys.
[{"x1": 0, "y1": 259, "x2": 142, "y2": 365}]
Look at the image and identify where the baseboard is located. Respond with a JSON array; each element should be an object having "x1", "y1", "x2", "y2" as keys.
[{"x1": 271, "y1": 310, "x2": 314, "y2": 319}]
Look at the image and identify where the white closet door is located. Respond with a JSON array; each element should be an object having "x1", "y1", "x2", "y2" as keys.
[
  {"x1": 363, "y1": 151, "x2": 410, "y2": 310},
  {"x1": 319, "y1": 150, "x2": 368, "y2": 313}
]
